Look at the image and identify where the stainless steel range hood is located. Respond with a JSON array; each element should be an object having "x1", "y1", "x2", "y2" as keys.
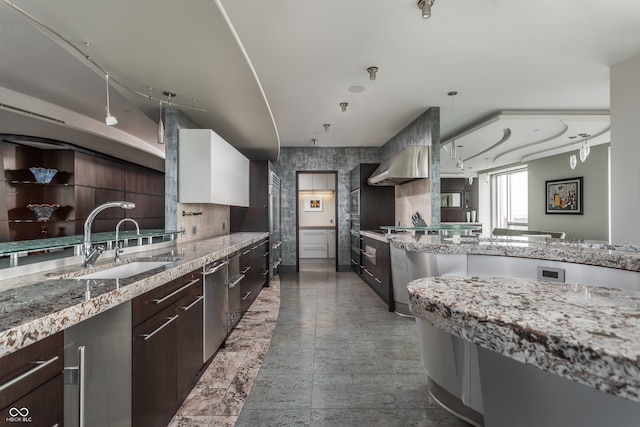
[{"x1": 368, "y1": 145, "x2": 429, "y2": 186}]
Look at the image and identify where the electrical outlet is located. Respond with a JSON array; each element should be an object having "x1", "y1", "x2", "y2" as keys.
[
  {"x1": 222, "y1": 221, "x2": 226, "y2": 231},
  {"x1": 192, "y1": 226, "x2": 197, "y2": 236}
]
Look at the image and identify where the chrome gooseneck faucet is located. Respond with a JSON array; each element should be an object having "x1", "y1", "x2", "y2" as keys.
[
  {"x1": 82, "y1": 201, "x2": 136, "y2": 267},
  {"x1": 114, "y1": 218, "x2": 140, "y2": 262}
]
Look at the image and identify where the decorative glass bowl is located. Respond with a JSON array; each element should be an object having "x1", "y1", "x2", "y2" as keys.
[
  {"x1": 26, "y1": 203, "x2": 60, "y2": 221},
  {"x1": 29, "y1": 167, "x2": 58, "y2": 184}
]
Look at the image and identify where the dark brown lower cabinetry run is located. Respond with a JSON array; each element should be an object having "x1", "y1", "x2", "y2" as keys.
[
  {"x1": 132, "y1": 270, "x2": 203, "y2": 427},
  {"x1": 359, "y1": 236, "x2": 394, "y2": 312}
]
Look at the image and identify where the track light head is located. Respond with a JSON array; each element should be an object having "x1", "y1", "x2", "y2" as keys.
[
  {"x1": 418, "y1": 0, "x2": 435, "y2": 19},
  {"x1": 340, "y1": 102, "x2": 348, "y2": 112},
  {"x1": 367, "y1": 66, "x2": 378, "y2": 80}
]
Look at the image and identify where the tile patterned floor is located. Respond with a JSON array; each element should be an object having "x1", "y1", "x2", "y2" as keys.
[
  {"x1": 169, "y1": 277, "x2": 281, "y2": 427},
  {"x1": 170, "y1": 264, "x2": 470, "y2": 426}
]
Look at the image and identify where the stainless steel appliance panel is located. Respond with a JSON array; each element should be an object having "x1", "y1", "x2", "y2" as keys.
[
  {"x1": 64, "y1": 301, "x2": 132, "y2": 427},
  {"x1": 203, "y1": 259, "x2": 229, "y2": 362},
  {"x1": 269, "y1": 170, "x2": 281, "y2": 278}
]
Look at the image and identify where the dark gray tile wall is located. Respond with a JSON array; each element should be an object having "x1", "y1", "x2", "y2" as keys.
[
  {"x1": 274, "y1": 147, "x2": 381, "y2": 269},
  {"x1": 380, "y1": 108, "x2": 440, "y2": 160}
]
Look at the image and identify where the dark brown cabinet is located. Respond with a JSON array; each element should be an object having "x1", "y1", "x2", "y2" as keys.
[
  {"x1": 239, "y1": 238, "x2": 269, "y2": 315},
  {"x1": 441, "y1": 178, "x2": 467, "y2": 223},
  {"x1": 176, "y1": 287, "x2": 205, "y2": 403},
  {"x1": 350, "y1": 164, "x2": 395, "y2": 231},
  {"x1": 0, "y1": 332, "x2": 63, "y2": 426},
  {"x1": 132, "y1": 270, "x2": 203, "y2": 427},
  {"x1": 361, "y1": 236, "x2": 393, "y2": 311}
]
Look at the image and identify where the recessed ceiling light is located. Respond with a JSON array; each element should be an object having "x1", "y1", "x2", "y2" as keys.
[{"x1": 348, "y1": 85, "x2": 365, "y2": 93}]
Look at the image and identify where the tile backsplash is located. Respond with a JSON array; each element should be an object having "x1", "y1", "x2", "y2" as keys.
[{"x1": 177, "y1": 203, "x2": 230, "y2": 242}]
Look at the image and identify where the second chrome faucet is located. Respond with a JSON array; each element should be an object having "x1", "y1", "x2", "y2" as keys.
[{"x1": 114, "y1": 218, "x2": 140, "y2": 262}]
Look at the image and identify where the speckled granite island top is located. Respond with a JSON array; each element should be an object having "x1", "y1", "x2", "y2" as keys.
[
  {"x1": 391, "y1": 234, "x2": 640, "y2": 272},
  {"x1": 0, "y1": 232, "x2": 268, "y2": 358},
  {"x1": 408, "y1": 276, "x2": 640, "y2": 403}
]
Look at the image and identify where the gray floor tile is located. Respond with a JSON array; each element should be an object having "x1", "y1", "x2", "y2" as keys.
[
  {"x1": 236, "y1": 267, "x2": 471, "y2": 426},
  {"x1": 243, "y1": 372, "x2": 314, "y2": 409}
]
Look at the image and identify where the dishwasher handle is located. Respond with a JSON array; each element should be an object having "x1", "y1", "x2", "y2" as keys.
[
  {"x1": 228, "y1": 273, "x2": 245, "y2": 289},
  {"x1": 204, "y1": 260, "x2": 228, "y2": 275}
]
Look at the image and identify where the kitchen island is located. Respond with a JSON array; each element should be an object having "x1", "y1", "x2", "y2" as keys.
[{"x1": 391, "y1": 234, "x2": 640, "y2": 427}]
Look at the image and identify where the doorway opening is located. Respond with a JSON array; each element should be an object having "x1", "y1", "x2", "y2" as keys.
[{"x1": 295, "y1": 171, "x2": 339, "y2": 272}]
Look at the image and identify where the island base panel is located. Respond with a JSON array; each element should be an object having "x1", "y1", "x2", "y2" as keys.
[{"x1": 478, "y1": 347, "x2": 640, "y2": 427}]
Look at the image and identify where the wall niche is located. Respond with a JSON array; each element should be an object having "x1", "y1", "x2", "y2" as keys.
[{"x1": 0, "y1": 137, "x2": 164, "y2": 242}]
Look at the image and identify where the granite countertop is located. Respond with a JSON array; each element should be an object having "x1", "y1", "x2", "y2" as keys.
[
  {"x1": 408, "y1": 276, "x2": 640, "y2": 403},
  {"x1": 0, "y1": 232, "x2": 268, "y2": 358},
  {"x1": 390, "y1": 233, "x2": 640, "y2": 272}
]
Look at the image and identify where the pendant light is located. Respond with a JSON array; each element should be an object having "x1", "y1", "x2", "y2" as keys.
[
  {"x1": 569, "y1": 153, "x2": 577, "y2": 170},
  {"x1": 456, "y1": 145, "x2": 464, "y2": 170},
  {"x1": 579, "y1": 133, "x2": 590, "y2": 162},
  {"x1": 157, "y1": 101, "x2": 164, "y2": 144},
  {"x1": 104, "y1": 73, "x2": 118, "y2": 126},
  {"x1": 448, "y1": 91, "x2": 458, "y2": 159}
]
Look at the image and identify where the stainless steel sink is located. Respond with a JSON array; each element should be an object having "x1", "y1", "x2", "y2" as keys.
[{"x1": 76, "y1": 261, "x2": 172, "y2": 279}]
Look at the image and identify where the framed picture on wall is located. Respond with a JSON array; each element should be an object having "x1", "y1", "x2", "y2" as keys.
[
  {"x1": 304, "y1": 197, "x2": 323, "y2": 212},
  {"x1": 545, "y1": 177, "x2": 583, "y2": 214}
]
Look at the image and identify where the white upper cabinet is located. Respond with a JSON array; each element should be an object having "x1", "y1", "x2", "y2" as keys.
[
  {"x1": 178, "y1": 129, "x2": 250, "y2": 207},
  {"x1": 299, "y1": 173, "x2": 335, "y2": 191}
]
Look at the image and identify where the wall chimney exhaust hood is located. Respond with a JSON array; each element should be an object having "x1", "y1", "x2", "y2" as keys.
[{"x1": 368, "y1": 145, "x2": 429, "y2": 186}]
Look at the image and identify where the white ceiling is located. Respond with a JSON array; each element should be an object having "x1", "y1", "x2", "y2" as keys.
[{"x1": 1, "y1": 0, "x2": 640, "y2": 174}]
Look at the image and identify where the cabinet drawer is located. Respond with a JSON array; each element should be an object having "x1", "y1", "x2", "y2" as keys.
[
  {"x1": 299, "y1": 244, "x2": 328, "y2": 258},
  {"x1": 0, "y1": 332, "x2": 63, "y2": 410},
  {"x1": 299, "y1": 230, "x2": 328, "y2": 244},
  {"x1": 133, "y1": 271, "x2": 202, "y2": 327},
  {"x1": 1, "y1": 374, "x2": 63, "y2": 426}
]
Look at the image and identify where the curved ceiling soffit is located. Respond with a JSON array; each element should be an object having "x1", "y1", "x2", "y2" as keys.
[
  {"x1": 492, "y1": 121, "x2": 569, "y2": 163},
  {"x1": 519, "y1": 126, "x2": 610, "y2": 163},
  {"x1": 215, "y1": 0, "x2": 281, "y2": 160},
  {"x1": 462, "y1": 128, "x2": 512, "y2": 163}
]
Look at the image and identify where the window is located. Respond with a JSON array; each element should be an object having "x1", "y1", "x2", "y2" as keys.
[{"x1": 492, "y1": 168, "x2": 528, "y2": 230}]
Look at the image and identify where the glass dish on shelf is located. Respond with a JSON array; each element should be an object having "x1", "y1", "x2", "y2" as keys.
[
  {"x1": 26, "y1": 203, "x2": 61, "y2": 221},
  {"x1": 29, "y1": 167, "x2": 58, "y2": 184}
]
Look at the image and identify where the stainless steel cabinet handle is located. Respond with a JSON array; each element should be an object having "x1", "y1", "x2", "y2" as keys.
[
  {"x1": 262, "y1": 251, "x2": 269, "y2": 257},
  {"x1": 180, "y1": 295, "x2": 204, "y2": 311},
  {"x1": 272, "y1": 241, "x2": 283, "y2": 249},
  {"x1": 228, "y1": 274, "x2": 245, "y2": 288},
  {"x1": 258, "y1": 241, "x2": 268, "y2": 247},
  {"x1": 374, "y1": 277, "x2": 382, "y2": 284},
  {"x1": 262, "y1": 270, "x2": 269, "y2": 276},
  {"x1": 363, "y1": 268, "x2": 374, "y2": 277},
  {"x1": 242, "y1": 291, "x2": 252, "y2": 301},
  {"x1": 361, "y1": 251, "x2": 375, "y2": 259},
  {"x1": 351, "y1": 259, "x2": 358, "y2": 265},
  {"x1": 241, "y1": 249, "x2": 251, "y2": 255},
  {"x1": 241, "y1": 266, "x2": 251, "y2": 274},
  {"x1": 204, "y1": 261, "x2": 228, "y2": 275},
  {"x1": 153, "y1": 279, "x2": 200, "y2": 304},
  {"x1": 0, "y1": 355, "x2": 60, "y2": 392},
  {"x1": 142, "y1": 315, "x2": 179, "y2": 341},
  {"x1": 78, "y1": 346, "x2": 86, "y2": 427}
]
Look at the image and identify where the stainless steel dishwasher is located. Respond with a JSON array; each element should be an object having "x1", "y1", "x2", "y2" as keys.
[
  {"x1": 227, "y1": 252, "x2": 244, "y2": 332},
  {"x1": 203, "y1": 258, "x2": 228, "y2": 363}
]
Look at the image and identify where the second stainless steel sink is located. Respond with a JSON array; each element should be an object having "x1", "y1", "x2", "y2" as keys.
[{"x1": 76, "y1": 261, "x2": 171, "y2": 279}]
